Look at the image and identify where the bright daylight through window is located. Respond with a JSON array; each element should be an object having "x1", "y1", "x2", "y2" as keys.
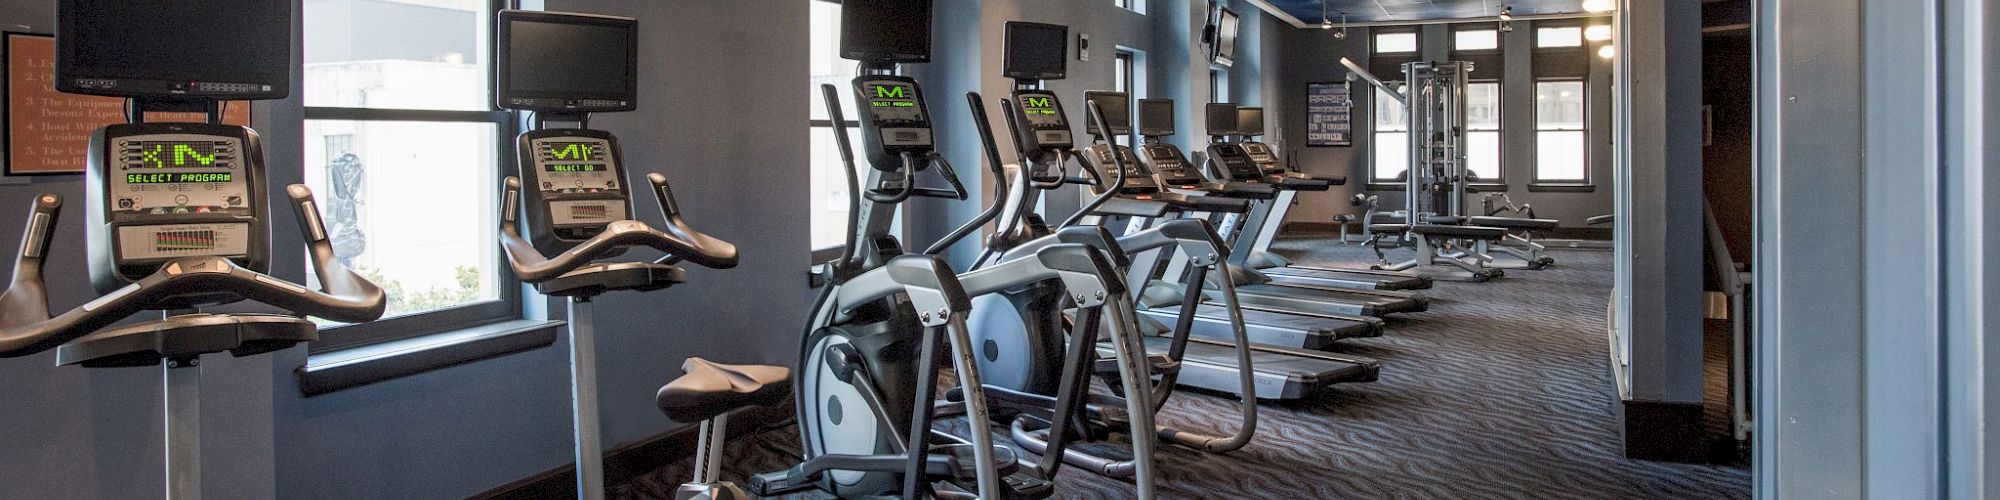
[{"x1": 303, "y1": 0, "x2": 504, "y2": 324}]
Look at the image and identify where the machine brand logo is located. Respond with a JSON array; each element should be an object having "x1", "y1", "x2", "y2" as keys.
[
  {"x1": 138, "y1": 143, "x2": 217, "y2": 169},
  {"x1": 1025, "y1": 97, "x2": 1053, "y2": 109},
  {"x1": 874, "y1": 86, "x2": 907, "y2": 99},
  {"x1": 551, "y1": 143, "x2": 595, "y2": 160}
]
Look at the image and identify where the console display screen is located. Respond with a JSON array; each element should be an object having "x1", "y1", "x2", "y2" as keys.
[
  {"x1": 532, "y1": 137, "x2": 621, "y2": 193},
  {"x1": 864, "y1": 82, "x2": 925, "y2": 123},
  {"x1": 110, "y1": 135, "x2": 249, "y2": 214},
  {"x1": 126, "y1": 172, "x2": 235, "y2": 184},
  {"x1": 1019, "y1": 94, "x2": 1064, "y2": 126}
]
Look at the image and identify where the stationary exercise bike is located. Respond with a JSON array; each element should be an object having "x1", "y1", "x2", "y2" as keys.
[
  {"x1": 492, "y1": 11, "x2": 740, "y2": 500},
  {"x1": 0, "y1": 2, "x2": 386, "y2": 498}
]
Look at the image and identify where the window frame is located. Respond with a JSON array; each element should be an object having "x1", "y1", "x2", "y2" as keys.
[
  {"x1": 1532, "y1": 78, "x2": 1591, "y2": 184},
  {"x1": 1536, "y1": 24, "x2": 1587, "y2": 50},
  {"x1": 1373, "y1": 31, "x2": 1419, "y2": 55},
  {"x1": 1369, "y1": 83, "x2": 1407, "y2": 184},
  {"x1": 1463, "y1": 80, "x2": 1504, "y2": 184},
  {"x1": 1451, "y1": 27, "x2": 1500, "y2": 52},
  {"x1": 304, "y1": 0, "x2": 523, "y2": 353},
  {"x1": 1114, "y1": 49, "x2": 1141, "y2": 146},
  {"x1": 809, "y1": 0, "x2": 863, "y2": 261}
]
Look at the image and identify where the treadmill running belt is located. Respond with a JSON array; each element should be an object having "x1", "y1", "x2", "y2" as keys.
[
  {"x1": 1095, "y1": 337, "x2": 1380, "y2": 400},
  {"x1": 1140, "y1": 305, "x2": 1380, "y2": 351},
  {"x1": 1260, "y1": 266, "x2": 1432, "y2": 291},
  {"x1": 1218, "y1": 283, "x2": 1428, "y2": 317}
]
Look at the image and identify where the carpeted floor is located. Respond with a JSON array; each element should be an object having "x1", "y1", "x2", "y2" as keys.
[{"x1": 614, "y1": 235, "x2": 1752, "y2": 499}]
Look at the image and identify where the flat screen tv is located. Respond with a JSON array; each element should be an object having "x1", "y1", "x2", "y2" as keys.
[
  {"x1": 841, "y1": 0, "x2": 932, "y2": 63},
  {"x1": 1004, "y1": 22, "x2": 1068, "y2": 81},
  {"x1": 57, "y1": 0, "x2": 292, "y2": 100},
  {"x1": 1212, "y1": 7, "x2": 1240, "y2": 67},
  {"x1": 495, "y1": 10, "x2": 639, "y2": 112}
]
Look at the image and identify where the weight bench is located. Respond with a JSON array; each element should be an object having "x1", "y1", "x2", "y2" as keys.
[
  {"x1": 1366, "y1": 223, "x2": 1508, "y2": 282},
  {"x1": 1465, "y1": 216, "x2": 1561, "y2": 269}
]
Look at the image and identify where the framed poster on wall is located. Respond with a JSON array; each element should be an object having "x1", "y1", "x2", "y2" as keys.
[
  {"x1": 4, "y1": 32, "x2": 250, "y2": 176},
  {"x1": 1306, "y1": 81, "x2": 1352, "y2": 147}
]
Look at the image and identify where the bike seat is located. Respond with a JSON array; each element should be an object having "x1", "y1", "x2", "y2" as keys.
[{"x1": 656, "y1": 357, "x2": 792, "y2": 423}]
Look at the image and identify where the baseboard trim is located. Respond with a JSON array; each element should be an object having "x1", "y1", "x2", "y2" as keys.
[
  {"x1": 1618, "y1": 398, "x2": 1711, "y2": 464},
  {"x1": 471, "y1": 400, "x2": 795, "y2": 499}
]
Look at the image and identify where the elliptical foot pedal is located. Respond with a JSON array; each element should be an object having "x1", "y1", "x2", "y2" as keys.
[{"x1": 747, "y1": 468, "x2": 811, "y2": 496}]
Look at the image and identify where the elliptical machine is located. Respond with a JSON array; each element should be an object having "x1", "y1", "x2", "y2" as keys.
[
  {"x1": 0, "y1": 2, "x2": 386, "y2": 498},
  {"x1": 753, "y1": 5, "x2": 1135, "y2": 499},
  {"x1": 492, "y1": 11, "x2": 741, "y2": 500}
]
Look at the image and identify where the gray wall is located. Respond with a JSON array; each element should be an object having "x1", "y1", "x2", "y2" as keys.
[
  {"x1": 1271, "y1": 19, "x2": 1616, "y2": 229},
  {"x1": 0, "y1": 1, "x2": 811, "y2": 498},
  {"x1": 1623, "y1": 0, "x2": 1706, "y2": 407}
]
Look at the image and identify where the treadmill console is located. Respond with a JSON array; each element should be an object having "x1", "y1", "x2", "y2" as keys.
[
  {"x1": 854, "y1": 76, "x2": 934, "y2": 169},
  {"x1": 1241, "y1": 142, "x2": 1281, "y2": 173},
  {"x1": 88, "y1": 122, "x2": 266, "y2": 294},
  {"x1": 1207, "y1": 143, "x2": 1264, "y2": 181},
  {"x1": 517, "y1": 129, "x2": 632, "y2": 252},
  {"x1": 1081, "y1": 144, "x2": 1158, "y2": 195},
  {"x1": 1140, "y1": 143, "x2": 1205, "y2": 188}
]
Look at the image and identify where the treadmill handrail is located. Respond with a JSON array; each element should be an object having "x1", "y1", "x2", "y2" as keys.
[
  {"x1": 0, "y1": 187, "x2": 388, "y2": 358},
  {"x1": 500, "y1": 175, "x2": 738, "y2": 284}
]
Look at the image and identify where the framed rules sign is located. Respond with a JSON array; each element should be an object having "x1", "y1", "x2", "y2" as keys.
[{"x1": 4, "y1": 33, "x2": 250, "y2": 175}]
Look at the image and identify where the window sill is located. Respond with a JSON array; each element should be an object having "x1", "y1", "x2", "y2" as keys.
[
  {"x1": 1528, "y1": 183, "x2": 1597, "y2": 193},
  {"x1": 296, "y1": 318, "x2": 563, "y2": 396}
]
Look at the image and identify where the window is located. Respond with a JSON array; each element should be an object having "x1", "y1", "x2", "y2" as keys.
[
  {"x1": 1114, "y1": 0, "x2": 1144, "y2": 14},
  {"x1": 1454, "y1": 29, "x2": 1498, "y2": 51},
  {"x1": 1375, "y1": 32, "x2": 1418, "y2": 54},
  {"x1": 1538, "y1": 26, "x2": 1584, "y2": 48},
  {"x1": 1371, "y1": 84, "x2": 1408, "y2": 182},
  {"x1": 1209, "y1": 68, "x2": 1228, "y2": 103},
  {"x1": 1535, "y1": 80, "x2": 1588, "y2": 182},
  {"x1": 303, "y1": 0, "x2": 513, "y2": 349},
  {"x1": 1113, "y1": 50, "x2": 1139, "y2": 145},
  {"x1": 1466, "y1": 82, "x2": 1501, "y2": 182},
  {"x1": 809, "y1": 0, "x2": 862, "y2": 251}
]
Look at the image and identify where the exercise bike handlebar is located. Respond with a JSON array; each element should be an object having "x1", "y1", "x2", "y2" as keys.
[
  {"x1": 499, "y1": 176, "x2": 738, "y2": 284},
  {"x1": 0, "y1": 187, "x2": 389, "y2": 358},
  {"x1": 644, "y1": 173, "x2": 741, "y2": 266}
]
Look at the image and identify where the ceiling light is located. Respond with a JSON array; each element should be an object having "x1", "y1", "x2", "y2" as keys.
[
  {"x1": 1583, "y1": 0, "x2": 1616, "y2": 13},
  {"x1": 1584, "y1": 25, "x2": 1612, "y2": 41},
  {"x1": 1498, "y1": 5, "x2": 1513, "y2": 21},
  {"x1": 1598, "y1": 45, "x2": 1616, "y2": 59},
  {"x1": 1320, "y1": 0, "x2": 1333, "y2": 29}
]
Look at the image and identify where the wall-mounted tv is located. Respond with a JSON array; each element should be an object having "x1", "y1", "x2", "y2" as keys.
[{"x1": 1211, "y1": 6, "x2": 1240, "y2": 68}]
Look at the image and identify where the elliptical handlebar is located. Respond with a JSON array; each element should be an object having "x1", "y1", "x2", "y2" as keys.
[
  {"x1": 922, "y1": 92, "x2": 1013, "y2": 257},
  {"x1": 499, "y1": 176, "x2": 737, "y2": 285},
  {"x1": 1058, "y1": 100, "x2": 1128, "y2": 229},
  {"x1": 0, "y1": 187, "x2": 389, "y2": 358}
]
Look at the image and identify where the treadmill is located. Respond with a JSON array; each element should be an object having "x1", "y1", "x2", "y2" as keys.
[
  {"x1": 1123, "y1": 97, "x2": 1381, "y2": 352},
  {"x1": 1232, "y1": 107, "x2": 1433, "y2": 292},
  {"x1": 1071, "y1": 91, "x2": 1378, "y2": 399},
  {"x1": 1189, "y1": 104, "x2": 1429, "y2": 318}
]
